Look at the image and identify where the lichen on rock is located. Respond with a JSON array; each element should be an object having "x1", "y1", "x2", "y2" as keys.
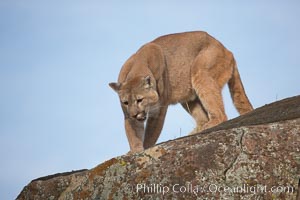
[{"x1": 17, "y1": 96, "x2": 300, "y2": 200}]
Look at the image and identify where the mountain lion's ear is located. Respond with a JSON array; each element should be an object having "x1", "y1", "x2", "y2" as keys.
[
  {"x1": 109, "y1": 82, "x2": 121, "y2": 92},
  {"x1": 143, "y1": 76, "x2": 153, "y2": 89}
]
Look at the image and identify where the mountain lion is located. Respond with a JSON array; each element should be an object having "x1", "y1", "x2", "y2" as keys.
[{"x1": 109, "y1": 31, "x2": 253, "y2": 153}]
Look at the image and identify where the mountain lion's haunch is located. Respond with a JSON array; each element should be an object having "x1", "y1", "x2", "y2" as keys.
[{"x1": 109, "y1": 31, "x2": 253, "y2": 153}]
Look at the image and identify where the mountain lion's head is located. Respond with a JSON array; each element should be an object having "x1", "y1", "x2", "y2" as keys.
[{"x1": 109, "y1": 76, "x2": 159, "y2": 122}]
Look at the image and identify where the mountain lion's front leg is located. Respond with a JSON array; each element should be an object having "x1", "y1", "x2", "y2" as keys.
[
  {"x1": 125, "y1": 118, "x2": 144, "y2": 153},
  {"x1": 143, "y1": 106, "x2": 168, "y2": 149}
]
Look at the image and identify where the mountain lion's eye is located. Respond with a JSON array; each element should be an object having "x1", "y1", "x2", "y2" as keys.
[
  {"x1": 137, "y1": 98, "x2": 143, "y2": 103},
  {"x1": 122, "y1": 101, "x2": 129, "y2": 105}
]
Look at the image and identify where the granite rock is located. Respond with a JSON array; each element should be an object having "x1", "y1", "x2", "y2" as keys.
[{"x1": 17, "y1": 96, "x2": 300, "y2": 200}]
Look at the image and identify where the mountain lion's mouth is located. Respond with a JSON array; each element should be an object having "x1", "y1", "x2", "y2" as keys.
[{"x1": 136, "y1": 112, "x2": 146, "y2": 122}]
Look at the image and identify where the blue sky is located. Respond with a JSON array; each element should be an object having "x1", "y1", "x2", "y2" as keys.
[{"x1": 0, "y1": 1, "x2": 299, "y2": 199}]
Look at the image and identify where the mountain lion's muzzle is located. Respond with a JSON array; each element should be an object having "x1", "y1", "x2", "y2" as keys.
[{"x1": 132, "y1": 111, "x2": 147, "y2": 122}]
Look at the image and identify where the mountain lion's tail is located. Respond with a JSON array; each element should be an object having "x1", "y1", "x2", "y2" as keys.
[{"x1": 228, "y1": 59, "x2": 253, "y2": 115}]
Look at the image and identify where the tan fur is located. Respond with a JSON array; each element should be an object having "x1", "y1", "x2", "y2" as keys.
[{"x1": 109, "y1": 31, "x2": 253, "y2": 153}]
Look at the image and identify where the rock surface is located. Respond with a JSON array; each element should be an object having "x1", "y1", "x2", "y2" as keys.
[{"x1": 17, "y1": 96, "x2": 300, "y2": 200}]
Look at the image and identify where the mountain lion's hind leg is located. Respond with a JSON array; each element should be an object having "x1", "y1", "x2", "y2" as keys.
[
  {"x1": 191, "y1": 53, "x2": 228, "y2": 130},
  {"x1": 181, "y1": 98, "x2": 209, "y2": 135}
]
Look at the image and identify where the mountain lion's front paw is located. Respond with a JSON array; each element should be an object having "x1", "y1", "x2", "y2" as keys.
[{"x1": 127, "y1": 146, "x2": 144, "y2": 154}]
